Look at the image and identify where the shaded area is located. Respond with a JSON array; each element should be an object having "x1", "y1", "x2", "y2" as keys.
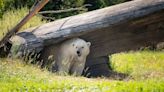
[
  {"x1": 0, "y1": 41, "x2": 12, "y2": 58},
  {"x1": 83, "y1": 56, "x2": 129, "y2": 80}
]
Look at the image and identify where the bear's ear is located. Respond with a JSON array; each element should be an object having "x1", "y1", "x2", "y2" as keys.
[{"x1": 87, "y1": 42, "x2": 91, "y2": 47}]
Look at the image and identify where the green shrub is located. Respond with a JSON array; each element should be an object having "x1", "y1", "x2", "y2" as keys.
[
  {"x1": 0, "y1": 0, "x2": 86, "y2": 19},
  {"x1": 42, "y1": 0, "x2": 87, "y2": 19},
  {"x1": 0, "y1": 7, "x2": 47, "y2": 39},
  {"x1": 0, "y1": 0, "x2": 132, "y2": 19},
  {"x1": 84, "y1": 0, "x2": 131, "y2": 11},
  {"x1": 0, "y1": 0, "x2": 4, "y2": 18},
  {"x1": 2, "y1": 0, "x2": 34, "y2": 9},
  {"x1": 108, "y1": 0, "x2": 131, "y2": 5},
  {"x1": 0, "y1": 0, "x2": 35, "y2": 18}
]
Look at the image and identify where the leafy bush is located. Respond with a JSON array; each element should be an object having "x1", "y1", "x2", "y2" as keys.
[
  {"x1": 0, "y1": 7, "x2": 47, "y2": 39},
  {"x1": 0, "y1": 0, "x2": 132, "y2": 19},
  {"x1": 0, "y1": 0, "x2": 86, "y2": 19},
  {"x1": 41, "y1": 0, "x2": 87, "y2": 19},
  {"x1": 2, "y1": 0, "x2": 34, "y2": 9},
  {"x1": 41, "y1": 0, "x2": 131, "y2": 18},
  {"x1": 0, "y1": 0, "x2": 35, "y2": 18},
  {"x1": 108, "y1": 0, "x2": 131, "y2": 5},
  {"x1": 0, "y1": 0, "x2": 4, "y2": 18},
  {"x1": 84, "y1": 0, "x2": 131, "y2": 11}
]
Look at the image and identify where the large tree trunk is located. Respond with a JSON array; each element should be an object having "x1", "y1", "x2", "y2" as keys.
[{"x1": 11, "y1": 0, "x2": 164, "y2": 77}]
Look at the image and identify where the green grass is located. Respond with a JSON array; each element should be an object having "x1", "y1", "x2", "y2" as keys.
[
  {"x1": 0, "y1": 51, "x2": 164, "y2": 92},
  {"x1": 111, "y1": 51, "x2": 164, "y2": 80},
  {"x1": 0, "y1": 7, "x2": 47, "y2": 39}
]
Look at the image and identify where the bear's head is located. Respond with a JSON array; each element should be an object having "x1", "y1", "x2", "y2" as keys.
[{"x1": 72, "y1": 38, "x2": 91, "y2": 58}]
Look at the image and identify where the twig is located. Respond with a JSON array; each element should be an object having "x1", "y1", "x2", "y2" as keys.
[{"x1": 37, "y1": 14, "x2": 56, "y2": 21}]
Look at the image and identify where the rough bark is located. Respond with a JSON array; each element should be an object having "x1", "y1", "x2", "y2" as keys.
[{"x1": 12, "y1": 0, "x2": 164, "y2": 58}]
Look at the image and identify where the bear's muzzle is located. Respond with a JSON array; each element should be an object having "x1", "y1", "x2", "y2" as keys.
[{"x1": 77, "y1": 50, "x2": 81, "y2": 57}]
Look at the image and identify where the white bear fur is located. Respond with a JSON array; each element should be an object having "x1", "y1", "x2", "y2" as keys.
[{"x1": 52, "y1": 38, "x2": 91, "y2": 76}]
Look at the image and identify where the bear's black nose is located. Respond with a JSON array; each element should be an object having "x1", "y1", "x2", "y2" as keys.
[
  {"x1": 77, "y1": 51, "x2": 80, "y2": 54},
  {"x1": 77, "y1": 51, "x2": 81, "y2": 56}
]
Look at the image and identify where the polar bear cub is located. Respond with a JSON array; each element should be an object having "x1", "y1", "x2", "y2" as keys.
[{"x1": 52, "y1": 38, "x2": 91, "y2": 76}]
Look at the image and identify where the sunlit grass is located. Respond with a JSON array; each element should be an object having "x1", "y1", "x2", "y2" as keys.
[
  {"x1": 111, "y1": 51, "x2": 164, "y2": 80},
  {"x1": 0, "y1": 51, "x2": 164, "y2": 92},
  {"x1": 0, "y1": 7, "x2": 47, "y2": 39}
]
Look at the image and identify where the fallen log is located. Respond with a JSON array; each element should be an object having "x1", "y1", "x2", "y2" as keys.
[{"x1": 11, "y1": 0, "x2": 164, "y2": 77}]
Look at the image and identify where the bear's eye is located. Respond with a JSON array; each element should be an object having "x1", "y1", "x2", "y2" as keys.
[
  {"x1": 76, "y1": 47, "x2": 78, "y2": 49},
  {"x1": 82, "y1": 46, "x2": 84, "y2": 49},
  {"x1": 72, "y1": 44, "x2": 75, "y2": 47}
]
